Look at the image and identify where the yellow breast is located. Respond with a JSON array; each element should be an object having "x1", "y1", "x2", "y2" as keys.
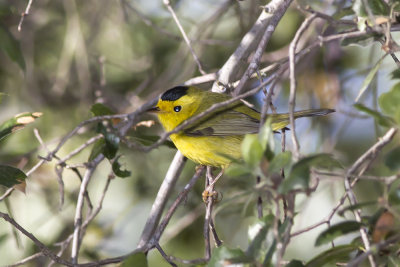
[{"x1": 170, "y1": 133, "x2": 243, "y2": 167}]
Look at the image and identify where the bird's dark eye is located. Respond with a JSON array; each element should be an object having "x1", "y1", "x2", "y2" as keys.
[{"x1": 174, "y1": 106, "x2": 182, "y2": 112}]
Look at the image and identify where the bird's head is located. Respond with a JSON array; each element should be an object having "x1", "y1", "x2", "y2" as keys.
[{"x1": 148, "y1": 86, "x2": 203, "y2": 131}]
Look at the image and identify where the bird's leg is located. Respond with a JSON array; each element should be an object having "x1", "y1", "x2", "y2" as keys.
[
  {"x1": 203, "y1": 166, "x2": 213, "y2": 259},
  {"x1": 202, "y1": 168, "x2": 224, "y2": 203},
  {"x1": 203, "y1": 166, "x2": 224, "y2": 259}
]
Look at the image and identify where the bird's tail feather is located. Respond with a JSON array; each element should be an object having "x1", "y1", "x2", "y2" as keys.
[{"x1": 270, "y1": 108, "x2": 334, "y2": 131}]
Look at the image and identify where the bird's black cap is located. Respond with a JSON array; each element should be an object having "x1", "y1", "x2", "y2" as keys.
[{"x1": 161, "y1": 86, "x2": 189, "y2": 101}]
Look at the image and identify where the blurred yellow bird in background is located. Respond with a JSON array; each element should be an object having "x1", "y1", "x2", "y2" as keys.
[{"x1": 149, "y1": 86, "x2": 334, "y2": 168}]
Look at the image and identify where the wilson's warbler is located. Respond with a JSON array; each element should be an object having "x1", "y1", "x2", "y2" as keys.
[{"x1": 149, "y1": 86, "x2": 334, "y2": 167}]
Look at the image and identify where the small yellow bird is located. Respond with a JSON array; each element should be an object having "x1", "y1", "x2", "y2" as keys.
[{"x1": 149, "y1": 86, "x2": 334, "y2": 168}]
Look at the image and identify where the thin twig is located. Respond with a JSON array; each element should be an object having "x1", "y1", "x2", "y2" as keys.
[
  {"x1": 288, "y1": 13, "x2": 317, "y2": 160},
  {"x1": 58, "y1": 134, "x2": 102, "y2": 164},
  {"x1": 291, "y1": 128, "x2": 397, "y2": 238},
  {"x1": 149, "y1": 166, "x2": 206, "y2": 249},
  {"x1": 0, "y1": 188, "x2": 15, "y2": 202},
  {"x1": 163, "y1": 0, "x2": 206, "y2": 75},
  {"x1": 301, "y1": 5, "x2": 356, "y2": 26},
  {"x1": 49, "y1": 175, "x2": 113, "y2": 267},
  {"x1": 343, "y1": 128, "x2": 397, "y2": 267},
  {"x1": 347, "y1": 233, "x2": 400, "y2": 267},
  {"x1": 183, "y1": 73, "x2": 217, "y2": 86},
  {"x1": 34, "y1": 128, "x2": 51, "y2": 155},
  {"x1": 6, "y1": 252, "x2": 43, "y2": 267},
  {"x1": 204, "y1": 167, "x2": 214, "y2": 260},
  {"x1": 209, "y1": 219, "x2": 223, "y2": 247},
  {"x1": 54, "y1": 165, "x2": 65, "y2": 209},
  {"x1": 162, "y1": 204, "x2": 204, "y2": 243},
  {"x1": 71, "y1": 154, "x2": 104, "y2": 264},
  {"x1": 18, "y1": 0, "x2": 34, "y2": 31},
  {"x1": 138, "y1": 151, "x2": 186, "y2": 248},
  {"x1": 48, "y1": 114, "x2": 128, "y2": 158},
  {"x1": 0, "y1": 212, "x2": 73, "y2": 266},
  {"x1": 155, "y1": 243, "x2": 178, "y2": 267}
]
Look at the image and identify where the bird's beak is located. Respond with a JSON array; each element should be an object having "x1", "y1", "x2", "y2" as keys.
[{"x1": 147, "y1": 106, "x2": 161, "y2": 113}]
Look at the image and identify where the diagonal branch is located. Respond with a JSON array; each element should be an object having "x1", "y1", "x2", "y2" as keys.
[
  {"x1": 213, "y1": 0, "x2": 293, "y2": 93},
  {"x1": 163, "y1": 0, "x2": 206, "y2": 75},
  {"x1": 137, "y1": 151, "x2": 187, "y2": 248},
  {"x1": 233, "y1": 0, "x2": 293, "y2": 96},
  {"x1": 0, "y1": 211, "x2": 73, "y2": 266}
]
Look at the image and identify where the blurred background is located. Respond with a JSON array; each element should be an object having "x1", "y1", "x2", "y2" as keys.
[{"x1": 0, "y1": 0, "x2": 399, "y2": 266}]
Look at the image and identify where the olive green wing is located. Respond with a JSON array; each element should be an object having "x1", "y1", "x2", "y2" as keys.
[{"x1": 184, "y1": 109, "x2": 260, "y2": 137}]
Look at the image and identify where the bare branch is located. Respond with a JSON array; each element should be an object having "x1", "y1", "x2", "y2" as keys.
[
  {"x1": 288, "y1": 14, "x2": 317, "y2": 160},
  {"x1": 71, "y1": 154, "x2": 104, "y2": 264},
  {"x1": 347, "y1": 234, "x2": 400, "y2": 267},
  {"x1": 149, "y1": 166, "x2": 206, "y2": 249},
  {"x1": 155, "y1": 243, "x2": 177, "y2": 267},
  {"x1": 0, "y1": 188, "x2": 15, "y2": 202},
  {"x1": 0, "y1": 212, "x2": 73, "y2": 266},
  {"x1": 137, "y1": 151, "x2": 186, "y2": 248},
  {"x1": 343, "y1": 127, "x2": 397, "y2": 267},
  {"x1": 18, "y1": 0, "x2": 34, "y2": 31},
  {"x1": 58, "y1": 134, "x2": 102, "y2": 164},
  {"x1": 233, "y1": 0, "x2": 293, "y2": 96},
  {"x1": 163, "y1": 0, "x2": 206, "y2": 75},
  {"x1": 213, "y1": 0, "x2": 293, "y2": 93},
  {"x1": 291, "y1": 128, "x2": 397, "y2": 240},
  {"x1": 6, "y1": 252, "x2": 43, "y2": 267}
]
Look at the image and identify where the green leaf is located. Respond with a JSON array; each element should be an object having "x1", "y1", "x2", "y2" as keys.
[
  {"x1": 121, "y1": 252, "x2": 148, "y2": 267},
  {"x1": 225, "y1": 163, "x2": 252, "y2": 177},
  {"x1": 340, "y1": 33, "x2": 381, "y2": 47},
  {"x1": 379, "y1": 83, "x2": 400, "y2": 124},
  {"x1": 0, "y1": 233, "x2": 8, "y2": 246},
  {"x1": 112, "y1": 155, "x2": 131, "y2": 178},
  {"x1": 88, "y1": 138, "x2": 106, "y2": 161},
  {"x1": 246, "y1": 215, "x2": 274, "y2": 259},
  {"x1": 90, "y1": 103, "x2": 115, "y2": 116},
  {"x1": 388, "y1": 179, "x2": 400, "y2": 205},
  {"x1": 315, "y1": 221, "x2": 363, "y2": 246},
  {"x1": 130, "y1": 135, "x2": 176, "y2": 149},
  {"x1": 279, "y1": 154, "x2": 341, "y2": 194},
  {"x1": 209, "y1": 246, "x2": 252, "y2": 267},
  {"x1": 286, "y1": 260, "x2": 305, "y2": 267},
  {"x1": 332, "y1": 6, "x2": 355, "y2": 20},
  {"x1": 0, "y1": 165, "x2": 27, "y2": 188},
  {"x1": 306, "y1": 244, "x2": 358, "y2": 267},
  {"x1": 354, "y1": 103, "x2": 395, "y2": 127},
  {"x1": 103, "y1": 132, "x2": 119, "y2": 159},
  {"x1": 0, "y1": 25, "x2": 25, "y2": 70},
  {"x1": 385, "y1": 146, "x2": 400, "y2": 171},
  {"x1": 355, "y1": 54, "x2": 387, "y2": 102},
  {"x1": 242, "y1": 134, "x2": 263, "y2": 167},
  {"x1": 268, "y1": 151, "x2": 292, "y2": 174},
  {"x1": 338, "y1": 201, "x2": 377, "y2": 216},
  {"x1": 262, "y1": 239, "x2": 276, "y2": 267},
  {"x1": 391, "y1": 69, "x2": 400, "y2": 80},
  {"x1": 258, "y1": 118, "x2": 273, "y2": 150},
  {"x1": 0, "y1": 112, "x2": 42, "y2": 142},
  {"x1": 88, "y1": 132, "x2": 119, "y2": 160},
  {"x1": 353, "y1": 0, "x2": 390, "y2": 17}
]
